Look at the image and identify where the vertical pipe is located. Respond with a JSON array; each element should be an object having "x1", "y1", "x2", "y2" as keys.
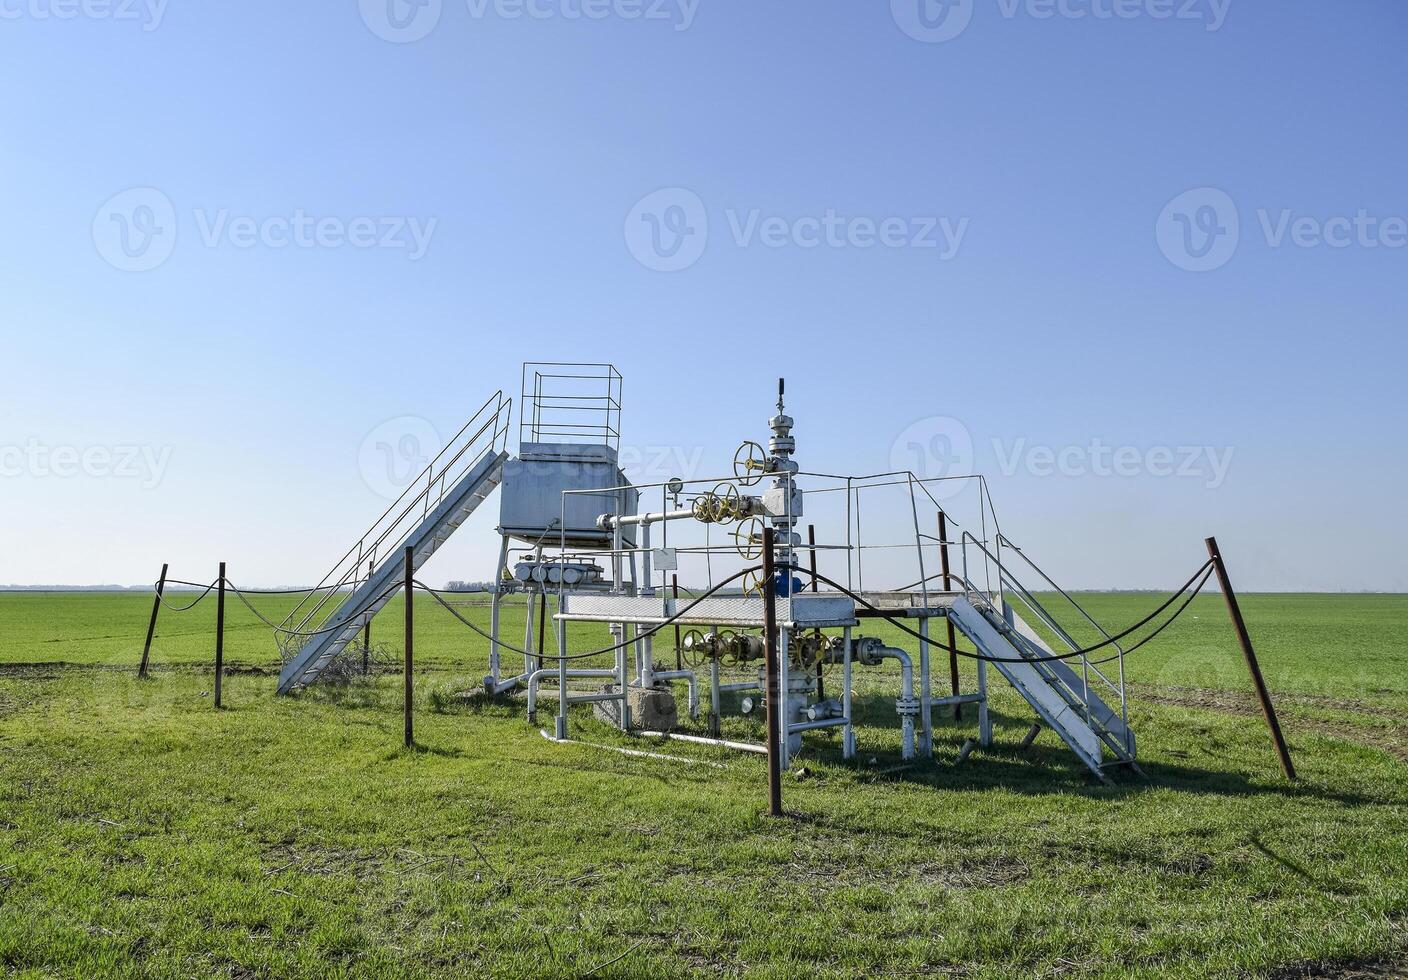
[
  {"x1": 214, "y1": 562, "x2": 225, "y2": 708},
  {"x1": 807, "y1": 524, "x2": 824, "y2": 702},
  {"x1": 1205, "y1": 537, "x2": 1296, "y2": 780},
  {"x1": 673, "y1": 575, "x2": 682, "y2": 672},
  {"x1": 617, "y1": 628, "x2": 631, "y2": 732},
  {"x1": 778, "y1": 627, "x2": 791, "y2": 768},
  {"x1": 938, "y1": 512, "x2": 962, "y2": 720},
  {"x1": 138, "y1": 562, "x2": 167, "y2": 679},
  {"x1": 556, "y1": 618, "x2": 568, "y2": 740},
  {"x1": 404, "y1": 546, "x2": 414, "y2": 748},
  {"x1": 709, "y1": 652, "x2": 722, "y2": 738},
  {"x1": 762, "y1": 528, "x2": 783, "y2": 817}
]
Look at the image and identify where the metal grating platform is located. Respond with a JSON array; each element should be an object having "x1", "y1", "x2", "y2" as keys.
[{"x1": 557, "y1": 592, "x2": 857, "y2": 628}]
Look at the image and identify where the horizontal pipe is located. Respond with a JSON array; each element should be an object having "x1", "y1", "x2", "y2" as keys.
[
  {"x1": 527, "y1": 668, "x2": 616, "y2": 719},
  {"x1": 787, "y1": 717, "x2": 848, "y2": 734},
  {"x1": 538, "y1": 729, "x2": 725, "y2": 769},
  {"x1": 635, "y1": 730, "x2": 769, "y2": 755},
  {"x1": 599, "y1": 508, "x2": 695, "y2": 530},
  {"x1": 564, "y1": 692, "x2": 627, "y2": 706},
  {"x1": 491, "y1": 672, "x2": 531, "y2": 695},
  {"x1": 931, "y1": 693, "x2": 985, "y2": 707}
]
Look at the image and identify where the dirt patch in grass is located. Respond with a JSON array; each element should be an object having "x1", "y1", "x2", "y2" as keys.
[
  {"x1": 1269, "y1": 954, "x2": 1408, "y2": 978},
  {"x1": 1138, "y1": 684, "x2": 1408, "y2": 765},
  {"x1": 911, "y1": 855, "x2": 1032, "y2": 889},
  {"x1": 262, "y1": 842, "x2": 385, "y2": 881}
]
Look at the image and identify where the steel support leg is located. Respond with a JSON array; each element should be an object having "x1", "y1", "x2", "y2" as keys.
[
  {"x1": 842, "y1": 626, "x2": 855, "y2": 760},
  {"x1": 919, "y1": 616, "x2": 933, "y2": 758}
]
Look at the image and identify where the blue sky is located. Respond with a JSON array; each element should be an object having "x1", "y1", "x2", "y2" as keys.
[{"x1": 1, "y1": 0, "x2": 1404, "y2": 591}]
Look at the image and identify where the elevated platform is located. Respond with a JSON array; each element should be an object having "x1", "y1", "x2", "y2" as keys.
[
  {"x1": 852, "y1": 590, "x2": 964, "y2": 616},
  {"x1": 557, "y1": 592, "x2": 857, "y2": 629}
]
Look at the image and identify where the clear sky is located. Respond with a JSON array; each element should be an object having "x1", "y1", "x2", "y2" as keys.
[{"x1": 2, "y1": 0, "x2": 1404, "y2": 591}]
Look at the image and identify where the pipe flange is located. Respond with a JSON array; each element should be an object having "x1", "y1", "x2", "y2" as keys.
[{"x1": 895, "y1": 695, "x2": 921, "y2": 718}]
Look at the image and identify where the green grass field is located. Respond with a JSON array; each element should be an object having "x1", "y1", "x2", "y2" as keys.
[{"x1": 2, "y1": 590, "x2": 1406, "y2": 977}]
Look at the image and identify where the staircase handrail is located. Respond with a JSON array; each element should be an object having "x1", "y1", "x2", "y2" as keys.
[{"x1": 278, "y1": 392, "x2": 511, "y2": 647}]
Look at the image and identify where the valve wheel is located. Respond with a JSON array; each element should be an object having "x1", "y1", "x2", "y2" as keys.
[
  {"x1": 733, "y1": 517, "x2": 765, "y2": 561},
  {"x1": 742, "y1": 568, "x2": 765, "y2": 598},
  {"x1": 732, "y1": 441, "x2": 768, "y2": 487},
  {"x1": 691, "y1": 495, "x2": 715, "y2": 523},
  {"x1": 710, "y1": 483, "x2": 742, "y2": 523},
  {"x1": 681, "y1": 628, "x2": 708, "y2": 668},
  {"x1": 717, "y1": 629, "x2": 738, "y2": 667}
]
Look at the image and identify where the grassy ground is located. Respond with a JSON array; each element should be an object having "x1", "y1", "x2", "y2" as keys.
[{"x1": 1, "y1": 590, "x2": 1406, "y2": 977}]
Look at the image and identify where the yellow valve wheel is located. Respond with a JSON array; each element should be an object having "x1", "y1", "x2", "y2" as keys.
[
  {"x1": 733, "y1": 517, "x2": 765, "y2": 561},
  {"x1": 742, "y1": 568, "x2": 765, "y2": 598},
  {"x1": 710, "y1": 483, "x2": 742, "y2": 523},
  {"x1": 733, "y1": 441, "x2": 768, "y2": 487},
  {"x1": 691, "y1": 495, "x2": 715, "y2": 523}
]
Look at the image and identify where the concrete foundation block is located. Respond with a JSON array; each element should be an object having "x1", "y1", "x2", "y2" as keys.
[{"x1": 592, "y1": 683, "x2": 678, "y2": 730}]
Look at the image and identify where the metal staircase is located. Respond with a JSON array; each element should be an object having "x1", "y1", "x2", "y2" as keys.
[
  {"x1": 950, "y1": 533, "x2": 1139, "y2": 781},
  {"x1": 276, "y1": 393, "x2": 512, "y2": 694}
]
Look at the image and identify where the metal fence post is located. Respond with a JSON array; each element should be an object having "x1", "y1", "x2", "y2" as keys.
[
  {"x1": 139, "y1": 562, "x2": 167, "y2": 679},
  {"x1": 214, "y1": 562, "x2": 226, "y2": 708},
  {"x1": 1205, "y1": 537, "x2": 1296, "y2": 781},
  {"x1": 938, "y1": 512, "x2": 961, "y2": 719},
  {"x1": 404, "y1": 546, "x2": 415, "y2": 748},
  {"x1": 363, "y1": 559, "x2": 373, "y2": 676}
]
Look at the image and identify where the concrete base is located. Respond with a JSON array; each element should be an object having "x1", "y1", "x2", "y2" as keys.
[{"x1": 593, "y1": 683, "x2": 678, "y2": 731}]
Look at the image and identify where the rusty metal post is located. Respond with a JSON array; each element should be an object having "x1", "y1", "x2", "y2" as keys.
[
  {"x1": 938, "y1": 512, "x2": 961, "y2": 719},
  {"x1": 404, "y1": 546, "x2": 415, "y2": 748},
  {"x1": 214, "y1": 562, "x2": 226, "y2": 708},
  {"x1": 1205, "y1": 537, "x2": 1295, "y2": 781},
  {"x1": 139, "y1": 562, "x2": 167, "y2": 679},
  {"x1": 536, "y1": 589, "x2": 548, "y2": 674},
  {"x1": 762, "y1": 529, "x2": 783, "y2": 818},
  {"x1": 362, "y1": 559, "x2": 373, "y2": 675}
]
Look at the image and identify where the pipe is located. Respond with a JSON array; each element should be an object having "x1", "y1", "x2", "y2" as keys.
[
  {"x1": 787, "y1": 717, "x2": 848, "y2": 735},
  {"x1": 637, "y1": 730, "x2": 769, "y2": 755},
  {"x1": 599, "y1": 508, "x2": 695, "y2": 530},
  {"x1": 650, "y1": 668, "x2": 699, "y2": 718},
  {"x1": 490, "y1": 671, "x2": 531, "y2": 696},
  {"x1": 526, "y1": 668, "x2": 616, "y2": 723},
  {"x1": 859, "y1": 639, "x2": 916, "y2": 760}
]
